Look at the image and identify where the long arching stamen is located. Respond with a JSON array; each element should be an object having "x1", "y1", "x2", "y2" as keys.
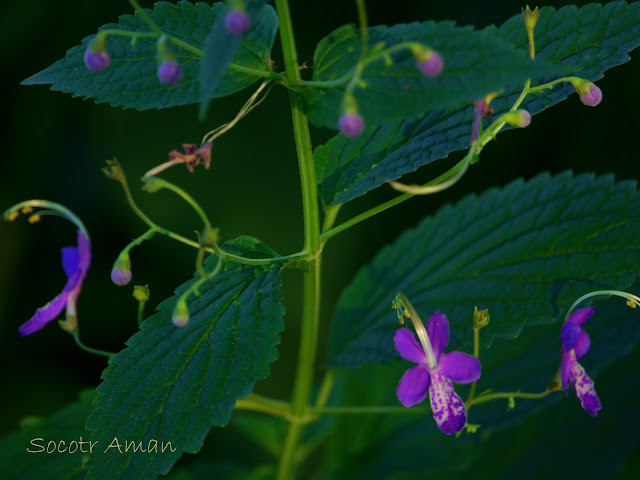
[
  {"x1": 396, "y1": 293, "x2": 438, "y2": 368},
  {"x1": 3, "y1": 200, "x2": 89, "y2": 239},
  {"x1": 565, "y1": 289, "x2": 640, "y2": 322}
]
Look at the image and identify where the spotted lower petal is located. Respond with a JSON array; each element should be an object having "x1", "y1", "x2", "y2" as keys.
[
  {"x1": 428, "y1": 370, "x2": 466, "y2": 435},
  {"x1": 18, "y1": 292, "x2": 69, "y2": 336},
  {"x1": 570, "y1": 360, "x2": 602, "y2": 416},
  {"x1": 561, "y1": 350, "x2": 573, "y2": 394},
  {"x1": 397, "y1": 365, "x2": 431, "y2": 407}
]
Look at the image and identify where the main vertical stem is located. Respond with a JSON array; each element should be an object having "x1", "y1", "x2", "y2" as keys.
[{"x1": 275, "y1": 0, "x2": 322, "y2": 478}]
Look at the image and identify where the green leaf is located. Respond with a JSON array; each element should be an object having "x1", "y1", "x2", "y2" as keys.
[
  {"x1": 85, "y1": 237, "x2": 285, "y2": 480},
  {"x1": 316, "y1": 1, "x2": 640, "y2": 205},
  {"x1": 22, "y1": 1, "x2": 278, "y2": 110},
  {"x1": 323, "y1": 288, "x2": 640, "y2": 479},
  {"x1": 327, "y1": 172, "x2": 640, "y2": 368},
  {"x1": 303, "y1": 21, "x2": 562, "y2": 130},
  {"x1": 0, "y1": 390, "x2": 96, "y2": 480},
  {"x1": 199, "y1": 1, "x2": 271, "y2": 118}
]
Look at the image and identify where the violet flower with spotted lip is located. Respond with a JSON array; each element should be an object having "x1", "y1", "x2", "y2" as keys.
[
  {"x1": 560, "y1": 306, "x2": 602, "y2": 416},
  {"x1": 19, "y1": 230, "x2": 91, "y2": 336},
  {"x1": 395, "y1": 312, "x2": 481, "y2": 434}
]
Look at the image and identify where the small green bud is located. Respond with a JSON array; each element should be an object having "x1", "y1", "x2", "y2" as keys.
[
  {"x1": 102, "y1": 159, "x2": 125, "y2": 182},
  {"x1": 133, "y1": 285, "x2": 150, "y2": 302},
  {"x1": 172, "y1": 298, "x2": 190, "y2": 327},
  {"x1": 522, "y1": 6, "x2": 540, "y2": 31},
  {"x1": 473, "y1": 306, "x2": 490, "y2": 329}
]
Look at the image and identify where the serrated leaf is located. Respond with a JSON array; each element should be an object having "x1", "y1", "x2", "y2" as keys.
[
  {"x1": 0, "y1": 390, "x2": 96, "y2": 480},
  {"x1": 303, "y1": 21, "x2": 563, "y2": 131},
  {"x1": 324, "y1": 285, "x2": 640, "y2": 479},
  {"x1": 22, "y1": 1, "x2": 277, "y2": 110},
  {"x1": 85, "y1": 237, "x2": 285, "y2": 480},
  {"x1": 316, "y1": 1, "x2": 640, "y2": 205},
  {"x1": 199, "y1": 1, "x2": 271, "y2": 118},
  {"x1": 328, "y1": 172, "x2": 640, "y2": 368}
]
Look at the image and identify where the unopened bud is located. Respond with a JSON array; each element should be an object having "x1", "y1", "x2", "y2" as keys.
[
  {"x1": 172, "y1": 299, "x2": 190, "y2": 327},
  {"x1": 133, "y1": 285, "x2": 150, "y2": 302},
  {"x1": 501, "y1": 110, "x2": 531, "y2": 128},
  {"x1": 111, "y1": 251, "x2": 132, "y2": 286},
  {"x1": 157, "y1": 61, "x2": 183, "y2": 85},
  {"x1": 569, "y1": 78, "x2": 602, "y2": 107},
  {"x1": 473, "y1": 306, "x2": 490, "y2": 329},
  {"x1": 338, "y1": 112, "x2": 365, "y2": 137},
  {"x1": 102, "y1": 159, "x2": 126, "y2": 182},
  {"x1": 84, "y1": 35, "x2": 110, "y2": 72},
  {"x1": 225, "y1": 10, "x2": 251, "y2": 34},
  {"x1": 523, "y1": 6, "x2": 540, "y2": 31}
]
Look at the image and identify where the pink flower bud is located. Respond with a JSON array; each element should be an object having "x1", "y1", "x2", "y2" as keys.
[
  {"x1": 84, "y1": 48, "x2": 110, "y2": 72},
  {"x1": 225, "y1": 10, "x2": 251, "y2": 34},
  {"x1": 157, "y1": 61, "x2": 183, "y2": 85},
  {"x1": 580, "y1": 84, "x2": 603, "y2": 107},
  {"x1": 417, "y1": 51, "x2": 444, "y2": 78},
  {"x1": 338, "y1": 112, "x2": 364, "y2": 137}
]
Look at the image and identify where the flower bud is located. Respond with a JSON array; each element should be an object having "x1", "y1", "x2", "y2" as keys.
[
  {"x1": 501, "y1": 110, "x2": 531, "y2": 128},
  {"x1": 111, "y1": 251, "x2": 132, "y2": 286},
  {"x1": 569, "y1": 78, "x2": 602, "y2": 107},
  {"x1": 473, "y1": 306, "x2": 490, "y2": 329},
  {"x1": 157, "y1": 61, "x2": 183, "y2": 85},
  {"x1": 338, "y1": 112, "x2": 365, "y2": 137},
  {"x1": 225, "y1": 10, "x2": 251, "y2": 34},
  {"x1": 84, "y1": 36, "x2": 110, "y2": 72},
  {"x1": 417, "y1": 51, "x2": 444, "y2": 78},
  {"x1": 172, "y1": 299, "x2": 190, "y2": 327},
  {"x1": 522, "y1": 5, "x2": 540, "y2": 31},
  {"x1": 133, "y1": 285, "x2": 150, "y2": 303},
  {"x1": 102, "y1": 159, "x2": 125, "y2": 182}
]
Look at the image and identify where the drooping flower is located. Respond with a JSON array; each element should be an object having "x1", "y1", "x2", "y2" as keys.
[
  {"x1": 568, "y1": 78, "x2": 603, "y2": 107},
  {"x1": 395, "y1": 312, "x2": 481, "y2": 434},
  {"x1": 167, "y1": 143, "x2": 213, "y2": 173},
  {"x1": 338, "y1": 112, "x2": 364, "y2": 137},
  {"x1": 560, "y1": 307, "x2": 602, "y2": 416},
  {"x1": 19, "y1": 230, "x2": 91, "y2": 336}
]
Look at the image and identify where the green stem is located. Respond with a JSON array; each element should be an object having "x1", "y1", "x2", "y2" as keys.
[
  {"x1": 320, "y1": 155, "x2": 468, "y2": 243},
  {"x1": 311, "y1": 405, "x2": 430, "y2": 415},
  {"x1": 129, "y1": 0, "x2": 162, "y2": 34},
  {"x1": 275, "y1": 0, "x2": 322, "y2": 478},
  {"x1": 234, "y1": 393, "x2": 292, "y2": 420},
  {"x1": 137, "y1": 301, "x2": 146, "y2": 326},
  {"x1": 73, "y1": 332, "x2": 115, "y2": 359},
  {"x1": 467, "y1": 390, "x2": 552, "y2": 412},
  {"x1": 355, "y1": 0, "x2": 369, "y2": 59}
]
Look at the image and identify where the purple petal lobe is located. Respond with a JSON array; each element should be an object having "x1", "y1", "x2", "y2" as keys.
[
  {"x1": 439, "y1": 351, "x2": 481, "y2": 384},
  {"x1": 570, "y1": 360, "x2": 601, "y2": 416},
  {"x1": 61, "y1": 247, "x2": 80, "y2": 278},
  {"x1": 427, "y1": 312, "x2": 449, "y2": 359},
  {"x1": 567, "y1": 307, "x2": 595, "y2": 327},
  {"x1": 428, "y1": 371, "x2": 466, "y2": 435},
  {"x1": 561, "y1": 321, "x2": 581, "y2": 351},
  {"x1": 19, "y1": 293, "x2": 69, "y2": 336},
  {"x1": 394, "y1": 328, "x2": 427, "y2": 364},
  {"x1": 574, "y1": 330, "x2": 591, "y2": 360},
  {"x1": 561, "y1": 351, "x2": 573, "y2": 395},
  {"x1": 76, "y1": 231, "x2": 92, "y2": 272},
  {"x1": 397, "y1": 365, "x2": 431, "y2": 407}
]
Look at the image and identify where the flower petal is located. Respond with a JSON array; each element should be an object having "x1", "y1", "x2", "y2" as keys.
[
  {"x1": 561, "y1": 350, "x2": 573, "y2": 395},
  {"x1": 18, "y1": 292, "x2": 69, "y2": 336},
  {"x1": 561, "y1": 321, "x2": 581, "y2": 351},
  {"x1": 61, "y1": 246, "x2": 79, "y2": 278},
  {"x1": 76, "y1": 231, "x2": 92, "y2": 273},
  {"x1": 394, "y1": 328, "x2": 427, "y2": 364},
  {"x1": 570, "y1": 360, "x2": 602, "y2": 416},
  {"x1": 439, "y1": 351, "x2": 481, "y2": 384},
  {"x1": 427, "y1": 312, "x2": 449, "y2": 359},
  {"x1": 574, "y1": 330, "x2": 591, "y2": 360},
  {"x1": 397, "y1": 365, "x2": 431, "y2": 407},
  {"x1": 428, "y1": 370, "x2": 466, "y2": 435},
  {"x1": 567, "y1": 306, "x2": 595, "y2": 327}
]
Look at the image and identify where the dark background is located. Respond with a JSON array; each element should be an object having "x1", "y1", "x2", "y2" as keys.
[{"x1": 0, "y1": 0, "x2": 638, "y2": 475}]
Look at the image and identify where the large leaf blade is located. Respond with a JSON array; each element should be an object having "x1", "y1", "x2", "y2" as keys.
[
  {"x1": 327, "y1": 172, "x2": 640, "y2": 368},
  {"x1": 22, "y1": 1, "x2": 278, "y2": 110},
  {"x1": 85, "y1": 237, "x2": 285, "y2": 480},
  {"x1": 316, "y1": 1, "x2": 640, "y2": 206}
]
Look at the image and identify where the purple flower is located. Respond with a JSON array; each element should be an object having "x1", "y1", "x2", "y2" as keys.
[
  {"x1": 338, "y1": 112, "x2": 364, "y2": 137},
  {"x1": 417, "y1": 51, "x2": 443, "y2": 78},
  {"x1": 560, "y1": 307, "x2": 602, "y2": 416},
  {"x1": 157, "y1": 61, "x2": 183, "y2": 85},
  {"x1": 394, "y1": 313, "x2": 481, "y2": 434},
  {"x1": 225, "y1": 10, "x2": 251, "y2": 34},
  {"x1": 84, "y1": 48, "x2": 110, "y2": 72},
  {"x1": 19, "y1": 230, "x2": 91, "y2": 336}
]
